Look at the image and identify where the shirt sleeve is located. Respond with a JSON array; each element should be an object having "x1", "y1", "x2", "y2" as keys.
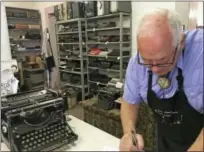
[{"x1": 123, "y1": 56, "x2": 143, "y2": 104}]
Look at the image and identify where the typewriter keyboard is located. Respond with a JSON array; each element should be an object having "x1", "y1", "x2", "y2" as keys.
[{"x1": 14, "y1": 121, "x2": 78, "y2": 151}]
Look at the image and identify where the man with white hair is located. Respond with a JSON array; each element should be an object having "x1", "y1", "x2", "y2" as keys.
[{"x1": 119, "y1": 8, "x2": 203, "y2": 152}]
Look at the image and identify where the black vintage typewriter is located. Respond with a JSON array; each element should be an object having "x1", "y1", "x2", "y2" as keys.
[
  {"x1": 1, "y1": 89, "x2": 78, "y2": 152},
  {"x1": 94, "y1": 86, "x2": 121, "y2": 110}
]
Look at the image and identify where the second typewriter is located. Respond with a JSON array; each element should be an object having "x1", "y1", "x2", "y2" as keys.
[{"x1": 1, "y1": 89, "x2": 78, "y2": 152}]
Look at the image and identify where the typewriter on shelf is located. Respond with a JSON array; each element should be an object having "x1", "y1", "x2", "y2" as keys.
[
  {"x1": 1, "y1": 89, "x2": 78, "y2": 152},
  {"x1": 94, "y1": 86, "x2": 121, "y2": 110}
]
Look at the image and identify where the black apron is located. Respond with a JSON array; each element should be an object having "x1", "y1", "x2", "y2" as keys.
[{"x1": 147, "y1": 68, "x2": 203, "y2": 152}]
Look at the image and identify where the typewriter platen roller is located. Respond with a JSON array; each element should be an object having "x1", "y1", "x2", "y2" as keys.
[{"x1": 1, "y1": 89, "x2": 78, "y2": 152}]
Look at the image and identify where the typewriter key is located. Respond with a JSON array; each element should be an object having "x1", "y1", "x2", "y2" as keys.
[
  {"x1": 16, "y1": 134, "x2": 20, "y2": 138},
  {"x1": 28, "y1": 147, "x2": 32, "y2": 151},
  {"x1": 26, "y1": 139, "x2": 29, "y2": 142},
  {"x1": 34, "y1": 141, "x2": 37, "y2": 144},
  {"x1": 29, "y1": 143, "x2": 32, "y2": 146},
  {"x1": 39, "y1": 134, "x2": 42, "y2": 137}
]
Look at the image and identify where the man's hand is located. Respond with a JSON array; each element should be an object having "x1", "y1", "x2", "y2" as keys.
[
  {"x1": 119, "y1": 132, "x2": 144, "y2": 151},
  {"x1": 187, "y1": 128, "x2": 203, "y2": 152}
]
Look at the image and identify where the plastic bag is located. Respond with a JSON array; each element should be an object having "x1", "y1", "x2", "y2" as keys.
[{"x1": 1, "y1": 69, "x2": 19, "y2": 96}]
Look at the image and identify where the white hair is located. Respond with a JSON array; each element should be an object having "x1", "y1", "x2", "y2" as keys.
[{"x1": 137, "y1": 8, "x2": 183, "y2": 47}]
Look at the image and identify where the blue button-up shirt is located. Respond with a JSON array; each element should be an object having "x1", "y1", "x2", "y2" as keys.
[{"x1": 123, "y1": 29, "x2": 203, "y2": 114}]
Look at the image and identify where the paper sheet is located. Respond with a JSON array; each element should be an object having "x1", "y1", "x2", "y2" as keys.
[{"x1": 103, "y1": 146, "x2": 119, "y2": 151}]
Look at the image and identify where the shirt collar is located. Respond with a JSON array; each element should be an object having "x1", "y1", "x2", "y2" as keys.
[{"x1": 176, "y1": 49, "x2": 184, "y2": 70}]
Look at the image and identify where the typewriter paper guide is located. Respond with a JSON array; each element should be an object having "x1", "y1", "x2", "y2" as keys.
[{"x1": 1, "y1": 69, "x2": 19, "y2": 96}]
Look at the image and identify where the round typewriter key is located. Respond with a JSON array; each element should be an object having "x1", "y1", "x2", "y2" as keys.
[
  {"x1": 22, "y1": 140, "x2": 25, "y2": 144},
  {"x1": 26, "y1": 139, "x2": 29, "y2": 142},
  {"x1": 29, "y1": 143, "x2": 32, "y2": 146},
  {"x1": 39, "y1": 134, "x2": 42, "y2": 137},
  {"x1": 16, "y1": 134, "x2": 20, "y2": 138},
  {"x1": 31, "y1": 137, "x2": 34, "y2": 140},
  {"x1": 33, "y1": 146, "x2": 36, "y2": 149},
  {"x1": 24, "y1": 145, "x2": 28, "y2": 148},
  {"x1": 34, "y1": 141, "x2": 37, "y2": 144}
]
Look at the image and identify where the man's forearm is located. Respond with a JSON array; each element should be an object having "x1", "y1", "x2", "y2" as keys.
[
  {"x1": 120, "y1": 98, "x2": 140, "y2": 134},
  {"x1": 188, "y1": 128, "x2": 204, "y2": 151}
]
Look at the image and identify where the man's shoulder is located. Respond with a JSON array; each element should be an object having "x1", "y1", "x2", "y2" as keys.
[
  {"x1": 185, "y1": 29, "x2": 203, "y2": 45},
  {"x1": 184, "y1": 29, "x2": 203, "y2": 67}
]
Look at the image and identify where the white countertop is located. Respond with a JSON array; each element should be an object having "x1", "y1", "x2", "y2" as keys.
[{"x1": 1, "y1": 115, "x2": 120, "y2": 151}]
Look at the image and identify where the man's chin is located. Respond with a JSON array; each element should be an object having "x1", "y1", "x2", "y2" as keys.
[{"x1": 154, "y1": 71, "x2": 169, "y2": 76}]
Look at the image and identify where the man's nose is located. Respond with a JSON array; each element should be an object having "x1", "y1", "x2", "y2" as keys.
[
  {"x1": 152, "y1": 66, "x2": 160, "y2": 73},
  {"x1": 151, "y1": 61, "x2": 160, "y2": 72}
]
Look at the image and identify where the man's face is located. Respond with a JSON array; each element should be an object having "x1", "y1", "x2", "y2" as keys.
[
  {"x1": 138, "y1": 35, "x2": 177, "y2": 76},
  {"x1": 137, "y1": 16, "x2": 178, "y2": 76}
]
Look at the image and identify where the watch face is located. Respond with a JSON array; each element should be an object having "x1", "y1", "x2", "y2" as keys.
[{"x1": 157, "y1": 77, "x2": 171, "y2": 89}]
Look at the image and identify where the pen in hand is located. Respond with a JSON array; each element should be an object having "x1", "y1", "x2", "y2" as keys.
[{"x1": 131, "y1": 130, "x2": 138, "y2": 146}]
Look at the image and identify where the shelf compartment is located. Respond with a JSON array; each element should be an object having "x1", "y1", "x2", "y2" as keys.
[
  {"x1": 60, "y1": 69, "x2": 87, "y2": 75},
  {"x1": 61, "y1": 81, "x2": 88, "y2": 89},
  {"x1": 86, "y1": 27, "x2": 130, "y2": 32},
  {"x1": 86, "y1": 12, "x2": 130, "y2": 21},
  {"x1": 88, "y1": 67, "x2": 125, "y2": 72},
  {"x1": 86, "y1": 42, "x2": 130, "y2": 45},
  {"x1": 56, "y1": 18, "x2": 85, "y2": 24}
]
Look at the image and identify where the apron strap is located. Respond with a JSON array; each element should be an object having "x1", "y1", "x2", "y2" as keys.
[
  {"x1": 148, "y1": 70, "x2": 153, "y2": 90},
  {"x1": 177, "y1": 68, "x2": 184, "y2": 91}
]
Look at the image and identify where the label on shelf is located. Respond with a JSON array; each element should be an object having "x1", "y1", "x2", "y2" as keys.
[
  {"x1": 93, "y1": 28, "x2": 95, "y2": 32},
  {"x1": 115, "y1": 82, "x2": 123, "y2": 89},
  {"x1": 105, "y1": 41, "x2": 108, "y2": 45}
]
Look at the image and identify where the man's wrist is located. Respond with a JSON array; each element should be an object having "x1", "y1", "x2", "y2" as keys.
[{"x1": 124, "y1": 128, "x2": 136, "y2": 135}]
